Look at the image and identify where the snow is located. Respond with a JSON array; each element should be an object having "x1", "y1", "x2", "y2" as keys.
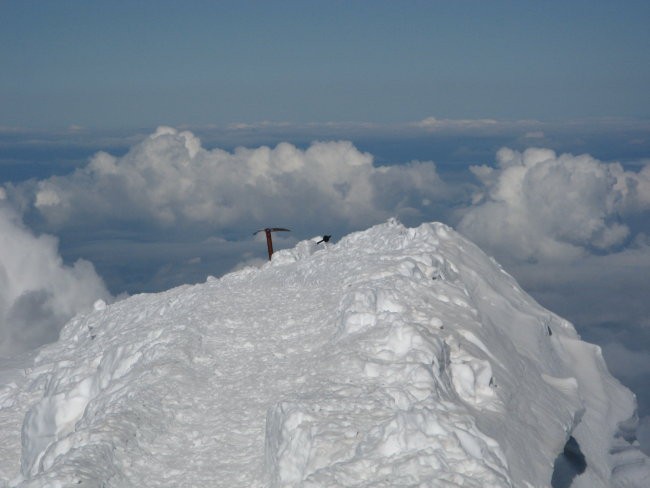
[{"x1": 0, "y1": 220, "x2": 648, "y2": 487}]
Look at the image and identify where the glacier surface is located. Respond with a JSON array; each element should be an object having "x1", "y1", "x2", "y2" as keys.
[{"x1": 0, "y1": 220, "x2": 648, "y2": 487}]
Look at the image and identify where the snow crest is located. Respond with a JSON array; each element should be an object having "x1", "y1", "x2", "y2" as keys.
[{"x1": 0, "y1": 220, "x2": 647, "y2": 487}]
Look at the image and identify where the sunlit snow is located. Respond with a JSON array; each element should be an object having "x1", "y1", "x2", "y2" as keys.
[{"x1": 0, "y1": 220, "x2": 648, "y2": 487}]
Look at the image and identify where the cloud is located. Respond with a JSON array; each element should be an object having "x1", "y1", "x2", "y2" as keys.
[
  {"x1": 226, "y1": 121, "x2": 293, "y2": 130},
  {"x1": 601, "y1": 341, "x2": 650, "y2": 384},
  {"x1": 617, "y1": 163, "x2": 650, "y2": 214},
  {"x1": 457, "y1": 147, "x2": 650, "y2": 262},
  {"x1": 413, "y1": 116, "x2": 499, "y2": 131},
  {"x1": 509, "y1": 240, "x2": 650, "y2": 331},
  {"x1": 11, "y1": 126, "x2": 449, "y2": 236},
  {"x1": 639, "y1": 417, "x2": 650, "y2": 456},
  {"x1": 0, "y1": 204, "x2": 111, "y2": 356}
]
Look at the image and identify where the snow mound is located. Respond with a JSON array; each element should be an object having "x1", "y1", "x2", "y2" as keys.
[{"x1": 0, "y1": 220, "x2": 648, "y2": 487}]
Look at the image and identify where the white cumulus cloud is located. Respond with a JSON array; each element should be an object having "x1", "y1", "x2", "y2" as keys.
[
  {"x1": 0, "y1": 205, "x2": 111, "y2": 356},
  {"x1": 458, "y1": 147, "x2": 650, "y2": 262},
  {"x1": 22, "y1": 127, "x2": 447, "y2": 234}
]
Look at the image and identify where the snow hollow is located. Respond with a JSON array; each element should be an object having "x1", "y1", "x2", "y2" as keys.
[{"x1": 0, "y1": 220, "x2": 648, "y2": 487}]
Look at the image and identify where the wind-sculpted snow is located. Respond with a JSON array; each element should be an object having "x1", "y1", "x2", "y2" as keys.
[{"x1": 0, "y1": 220, "x2": 648, "y2": 487}]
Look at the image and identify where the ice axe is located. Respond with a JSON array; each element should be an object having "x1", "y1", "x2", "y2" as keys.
[{"x1": 253, "y1": 227, "x2": 291, "y2": 260}]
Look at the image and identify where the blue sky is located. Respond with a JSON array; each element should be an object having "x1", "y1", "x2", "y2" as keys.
[
  {"x1": 1, "y1": 0, "x2": 650, "y2": 455},
  {"x1": 2, "y1": 0, "x2": 649, "y2": 128}
]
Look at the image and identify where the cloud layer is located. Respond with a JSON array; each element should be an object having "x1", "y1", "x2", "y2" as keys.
[
  {"x1": 0, "y1": 204, "x2": 110, "y2": 356},
  {"x1": 18, "y1": 127, "x2": 448, "y2": 236}
]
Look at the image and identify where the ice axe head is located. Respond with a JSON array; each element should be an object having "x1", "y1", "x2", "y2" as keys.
[{"x1": 253, "y1": 227, "x2": 291, "y2": 260}]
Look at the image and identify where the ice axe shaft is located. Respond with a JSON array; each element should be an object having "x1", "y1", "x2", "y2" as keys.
[
  {"x1": 253, "y1": 227, "x2": 290, "y2": 260},
  {"x1": 264, "y1": 229, "x2": 274, "y2": 260}
]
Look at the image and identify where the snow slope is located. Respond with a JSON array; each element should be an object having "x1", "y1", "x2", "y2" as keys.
[{"x1": 0, "y1": 220, "x2": 648, "y2": 487}]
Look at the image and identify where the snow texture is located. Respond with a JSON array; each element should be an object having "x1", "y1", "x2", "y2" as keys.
[{"x1": 0, "y1": 220, "x2": 648, "y2": 487}]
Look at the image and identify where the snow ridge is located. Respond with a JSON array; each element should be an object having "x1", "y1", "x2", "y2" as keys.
[{"x1": 0, "y1": 220, "x2": 647, "y2": 487}]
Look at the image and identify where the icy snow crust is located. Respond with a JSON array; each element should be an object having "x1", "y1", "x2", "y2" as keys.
[{"x1": 1, "y1": 221, "x2": 648, "y2": 487}]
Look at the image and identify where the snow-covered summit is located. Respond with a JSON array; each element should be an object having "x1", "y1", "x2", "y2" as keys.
[{"x1": 0, "y1": 220, "x2": 648, "y2": 487}]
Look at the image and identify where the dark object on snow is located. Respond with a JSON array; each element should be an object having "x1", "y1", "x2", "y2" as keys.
[
  {"x1": 316, "y1": 235, "x2": 331, "y2": 244},
  {"x1": 253, "y1": 228, "x2": 291, "y2": 260},
  {"x1": 552, "y1": 436, "x2": 586, "y2": 488}
]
